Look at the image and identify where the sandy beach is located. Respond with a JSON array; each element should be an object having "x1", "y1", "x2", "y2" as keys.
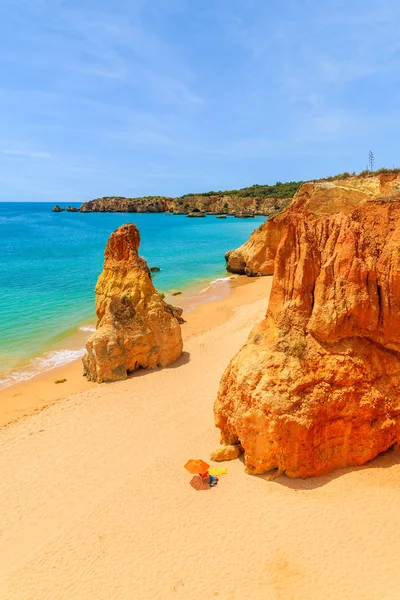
[
  {"x1": 2, "y1": 274, "x2": 400, "y2": 600},
  {"x1": 0, "y1": 276, "x2": 262, "y2": 429}
]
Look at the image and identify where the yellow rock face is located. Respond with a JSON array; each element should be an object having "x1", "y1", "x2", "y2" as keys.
[{"x1": 83, "y1": 224, "x2": 183, "y2": 383}]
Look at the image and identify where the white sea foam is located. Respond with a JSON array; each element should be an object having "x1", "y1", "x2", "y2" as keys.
[
  {"x1": 79, "y1": 325, "x2": 96, "y2": 332},
  {"x1": 0, "y1": 348, "x2": 86, "y2": 390},
  {"x1": 199, "y1": 276, "x2": 235, "y2": 294}
]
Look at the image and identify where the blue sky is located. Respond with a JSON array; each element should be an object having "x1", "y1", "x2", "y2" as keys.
[{"x1": 1, "y1": 0, "x2": 400, "y2": 202}]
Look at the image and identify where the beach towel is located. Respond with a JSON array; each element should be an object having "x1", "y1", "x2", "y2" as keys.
[{"x1": 208, "y1": 467, "x2": 227, "y2": 476}]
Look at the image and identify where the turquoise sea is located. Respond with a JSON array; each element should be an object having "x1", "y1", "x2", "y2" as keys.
[{"x1": 0, "y1": 202, "x2": 265, "y2": 388}]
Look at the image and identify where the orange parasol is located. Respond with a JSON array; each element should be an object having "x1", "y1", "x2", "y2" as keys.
[{"x1": 184, "y1": 459, "x2": 210, "y2": 475}]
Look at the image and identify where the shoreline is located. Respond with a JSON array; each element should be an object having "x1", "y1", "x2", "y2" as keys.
[
  {"x1": 0, "y1": 271, "x2": 238, "y2": 394},
  {"x1": 1, "y1": 204, "x2": 267, "y2": 392},
  {"x1": 0, "y1": 275, "x2": 268, "y2": 429},
  {"x1": 2, "y1": 270, "x2": 400, "y2": 600}
]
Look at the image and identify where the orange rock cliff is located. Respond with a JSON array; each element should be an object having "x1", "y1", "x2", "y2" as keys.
[
  {"x1": 215, "y1": 176, "x2": 400, "y2": 478},
  {"x1": 226, "y1": 171, "x2": 400, "y2": 276},
  {"x1": 83, "y1": 224, "x2": 183, "y2": 383}
]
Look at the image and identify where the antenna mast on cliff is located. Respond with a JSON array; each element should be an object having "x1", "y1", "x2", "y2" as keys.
[{"x1": 368, "y1": 150, "x2": 375, "y2": 171}]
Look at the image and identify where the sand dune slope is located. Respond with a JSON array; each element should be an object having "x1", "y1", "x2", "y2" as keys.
[{"x1": 1, "y1": 278, "x2": 400, "y2": 600}]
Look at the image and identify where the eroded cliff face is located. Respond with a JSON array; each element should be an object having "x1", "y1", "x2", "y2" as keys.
[
  {"x1": 80, "y1": 194, "x2": 291, "y2": 217},
  {"x1": 226, "y1": 172, "x2": 400, "y2": 276},
  {"x1": 80, "y1": 197, "x2": 171, "y2": 213},
  {"x1": 83, "y1": 224, "x2": 183, "y2": 383},
  {"x1": 215, "y1": 196, "x2": 400, "y2": 478}
]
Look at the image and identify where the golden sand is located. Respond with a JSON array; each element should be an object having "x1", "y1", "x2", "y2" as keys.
[{"x1": 1, "y1": 275, "x2": 400, "y2": 600}]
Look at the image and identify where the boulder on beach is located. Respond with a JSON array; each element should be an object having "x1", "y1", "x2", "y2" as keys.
[
  {"x1": 210, "y1": 445, "x2": 243, "y2": 462},
  {"x1": 82, "y1": 223, "x2": 183, "y2": 383}
]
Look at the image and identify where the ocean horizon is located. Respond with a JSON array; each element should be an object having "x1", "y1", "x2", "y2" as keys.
[{"x1": 0, "y1": 202, "x2": 265, "y2": 388}]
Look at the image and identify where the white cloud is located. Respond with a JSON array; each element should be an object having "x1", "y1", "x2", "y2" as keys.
[{"x1": 2, "y1": 149, "x2": 51, "y2": 158}]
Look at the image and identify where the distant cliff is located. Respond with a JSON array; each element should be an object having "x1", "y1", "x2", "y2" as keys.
[
  {"x1": 78, "y1": 182, "x2": 302, "y2": 216},
  {"x1": 80, "y1": 195, "x2": 292, "y2": 216},
  {"x1": 80, "y1": 196, "x2": 171, "y2": 213}
]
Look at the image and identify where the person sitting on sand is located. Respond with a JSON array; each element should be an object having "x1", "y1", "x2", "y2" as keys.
[{"x1": 200, "y1": 471, "x2": 218, "y2": 487}]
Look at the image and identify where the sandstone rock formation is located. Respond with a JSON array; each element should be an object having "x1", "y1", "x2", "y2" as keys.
[
  {"x1": 210, "y1": 445, "x2": 243, "y2": 462},
  {"x1": 215, "y1": 192, "x2": 400, "y2": 478},
  {"x1": 80, "y1": 196, "x2": 171, "y2": 213},
  {"x1": 83, "y1": 224, "x2": 183, "y2": 383},
  {"x1": 226, "y1": 171, "x2": 400, "y2": 276},
  {"x1": 234, "y1": 211, "x2": 255, "y2": 218},
  {"x1": 79, "y1": 192, "x2": 292, "y2": 218},
  {"x1": 52, "y1": 205, "x2": 64, "y2": 212}
]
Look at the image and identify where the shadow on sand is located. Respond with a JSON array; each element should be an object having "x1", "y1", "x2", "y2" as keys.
[
  {"x1": 238, "y1": 446, "x2": 400, "y2": 491},
  {"x1": 127, "y1": 351, "x2": 191, "y2": 380}
]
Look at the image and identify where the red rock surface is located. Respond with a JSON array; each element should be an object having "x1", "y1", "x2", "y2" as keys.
[
  {"x1": 83, "y1": 224, "x2": 183, "y2": 383},
  {"x1": 215, "y1": 196, "x2": 400, "y2": 478}
]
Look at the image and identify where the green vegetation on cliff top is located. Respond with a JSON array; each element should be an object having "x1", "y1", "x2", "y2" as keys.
[
  {"x1": 93, "y1": 168, "x2": 400, "y2": 203},
  {"x1": 97, "y1": 181, "x2": 303, "y2": 203},
  {"x1": 182, "y1": 180, "x2": 302, "y2": 199}
]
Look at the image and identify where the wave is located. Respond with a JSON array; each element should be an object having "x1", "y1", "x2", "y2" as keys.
[
  {"x1": 0, "y1": 348, "x2": 86, "y2": 390},
  {"x1": 199, "y1": 275, "x2": 236, "y2": 294},
  {"x1": 0, "y1": 215, "x2": 29, "y2": 225},
  {"x1": 79, "y1": 325, "x2": 96, "y2": 332}
]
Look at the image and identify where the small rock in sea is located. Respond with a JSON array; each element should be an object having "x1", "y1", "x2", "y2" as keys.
[
  {"x1": 210, "y1": 445, "x2": 243, "y2": 462},
  {"x1": 187, "y1": 212, "x2": 206, "y2": 218},
  {"x1": 52, "y1": 205, "x2": 64, "y2": 212},
  {"x1": 172, "y1": 291, "x2": 182, "y2": 296},
  {"x1": 234, "y1": 212, "x2": 255, "y2": 218},
  {"x1": 150, "y1": 266, "x2": 161, "y2": 272},
  {"x1": 55, "y1": 378, "x2": 67, "y2": 384}
]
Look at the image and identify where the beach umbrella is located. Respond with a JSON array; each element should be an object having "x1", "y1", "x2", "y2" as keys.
[{"x1": 184, "y1": 459, "x2": 210, "y2": 474}]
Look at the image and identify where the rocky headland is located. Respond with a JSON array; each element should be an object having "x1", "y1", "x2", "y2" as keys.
[
  {"x1": 76, "y1": 182, "x2": 300, "y2": 217},
  {"x1": 78, "y1": 194, "x2": 290, "y2": 217},
  {"x1": 215, "y1": 170, "x2": 400, "y2": 478},
  {"x1": 83, "y1": 223, "x2": 183, "y2": 383},
  {"x1": 80, "y1": 196, "x2": 170, "y2": 213}
]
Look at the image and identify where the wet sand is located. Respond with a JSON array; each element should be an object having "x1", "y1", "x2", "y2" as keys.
[{"x1": 0, "y1": 275, "x2": 266, "y2": 429}]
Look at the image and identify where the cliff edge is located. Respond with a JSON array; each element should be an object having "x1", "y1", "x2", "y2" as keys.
[{"x1": 226, "y1": 171, "x2": 400, "y2": 276}]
